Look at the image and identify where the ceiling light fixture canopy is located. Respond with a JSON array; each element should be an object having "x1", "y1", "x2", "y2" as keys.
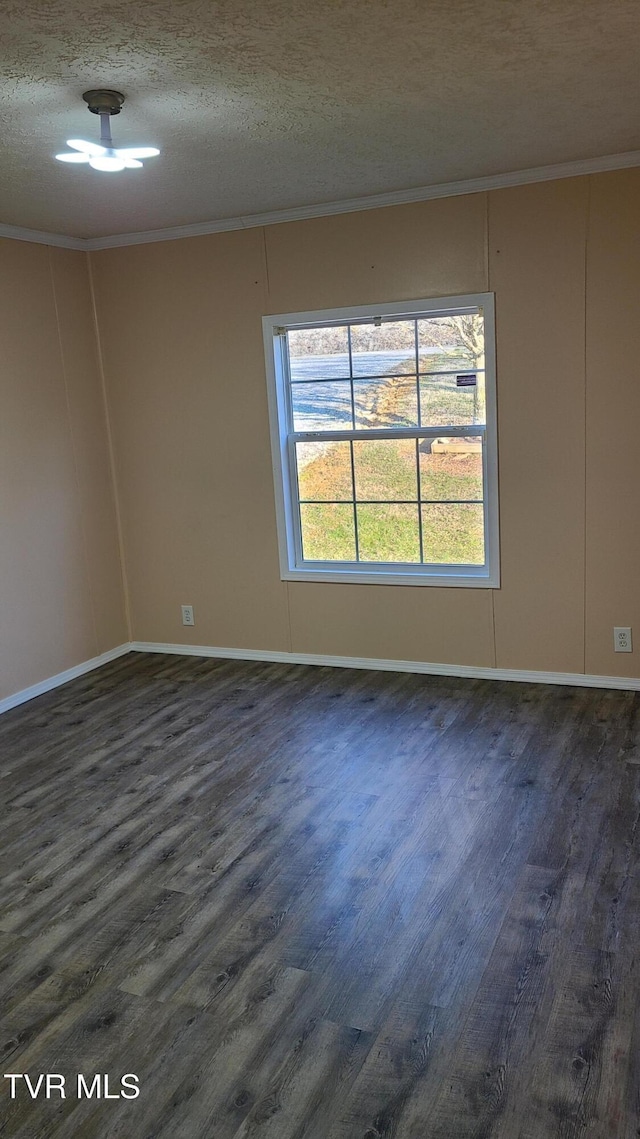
[{"x1": 56, "y1": 89, "x2": 160, "y2": 172}]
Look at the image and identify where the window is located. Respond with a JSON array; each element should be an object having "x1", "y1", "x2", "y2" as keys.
[{"x1": 263, "y1": 293, "x2": 499, "y2": 587}]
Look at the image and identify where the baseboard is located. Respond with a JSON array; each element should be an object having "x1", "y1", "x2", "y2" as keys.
[
  {"x1": 3, "y1": 639, "x2": 638, "y2": 718},
  {"x1": 130, "y1": 640, "x2": 640, "y2": 692},
  {"x1": 0, "y1": 643, "x2": 132, "y2": 716}
]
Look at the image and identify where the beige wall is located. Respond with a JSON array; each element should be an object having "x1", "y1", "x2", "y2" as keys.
[
  {"x1": 585, "y1": 172, "x2": 640, "y2": 678},
  {"x1": 0, "y1": 240, "x2": 127, "y2": 701},
  {"x1": 5, "y1": 168, "x2": 640, "y2": 700},
  {"x1": 489, "y1": 179, "x2": 588, "y2": 672},
  {"x1": 88, "y1": 168, "x2": 640, "y2": 679},
  {"x1": 91, "y1": 231, "x2": 291, "y2": 654}
]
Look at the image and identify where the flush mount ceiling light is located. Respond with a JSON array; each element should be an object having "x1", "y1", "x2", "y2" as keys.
[{"x1": 56, "y1": 90, "x2": 159, "y2": 172}]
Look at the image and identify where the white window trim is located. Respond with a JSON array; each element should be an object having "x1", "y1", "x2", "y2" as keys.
[{"x1": 262, "y1": 293, "x2": 500, "y2": 588}]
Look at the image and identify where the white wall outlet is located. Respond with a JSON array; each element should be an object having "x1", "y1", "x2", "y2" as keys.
[
  {"x1": 614, "y1": 626, "x2": 632, "y2": 652},
  {"x1": 181, "y1": 605, "x2": 195, "y2": 627}
]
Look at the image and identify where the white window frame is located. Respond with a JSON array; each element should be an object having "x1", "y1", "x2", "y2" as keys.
[{"x1": 263, "y1": 293, "x2": 499, "y2": 587}]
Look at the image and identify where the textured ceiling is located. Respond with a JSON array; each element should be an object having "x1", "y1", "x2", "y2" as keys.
[{"x1": 1, "y1": 0, "x2": 639, "y2": 239}]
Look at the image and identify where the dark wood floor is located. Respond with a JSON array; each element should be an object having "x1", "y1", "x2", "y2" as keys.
[{"x1": 1, "y1": 654, "x2": 640, "y2": 1138}]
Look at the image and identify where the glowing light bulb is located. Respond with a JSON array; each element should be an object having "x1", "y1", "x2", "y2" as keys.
[
  {"x1": 89, "y1": 149, "x2": 126, "y2": 172},
  {"x1": 54, "y1": 101, "x2": 160, "y2": 172},
  {"x1": 56, "y1": 152, "x2": 90, "y2": 163}
]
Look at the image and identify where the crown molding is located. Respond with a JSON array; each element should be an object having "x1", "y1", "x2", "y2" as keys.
[
  {"x1": 87, "y1": 149, "x2": 640, "y2": 251},
  {"x1": 0, "y1": 222, "x2": 86, "y2": 251},
  {"x1": 2, "y1": 149, "x2": 640, "y2": 253}
]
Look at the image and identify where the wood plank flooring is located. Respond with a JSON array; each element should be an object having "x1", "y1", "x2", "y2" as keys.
[{"x1": 1, "y1": 652, "x2": 640, "y2": 1138}]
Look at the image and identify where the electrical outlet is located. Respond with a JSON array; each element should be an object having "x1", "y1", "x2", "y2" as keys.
[
  {"x1": 181, "y1": 605, "x2": 195, "y2": 627},
  {"x1": 614, "y1": 626, "x2": 632, "y2": 652}
]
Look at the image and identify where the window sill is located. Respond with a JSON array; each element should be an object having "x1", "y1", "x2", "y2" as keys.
[{"x1": 282, "y1": 566, "x2": 499, "y2": 588}]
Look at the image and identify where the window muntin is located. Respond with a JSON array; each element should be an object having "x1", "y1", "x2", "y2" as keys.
[{"x1": 264, "y1": 295, "x2": 499, "y2": 587}]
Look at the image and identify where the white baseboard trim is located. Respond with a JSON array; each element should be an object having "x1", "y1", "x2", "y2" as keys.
[
  {"x1": 130, "y1": 641, "x2": 640, "y2": 692},
  {"x1": 2, "y1": 639, "x2": 638, "y2": 718},
  {"x1": 0, "y1": 643, "x2": 131, "y2": 716}
]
